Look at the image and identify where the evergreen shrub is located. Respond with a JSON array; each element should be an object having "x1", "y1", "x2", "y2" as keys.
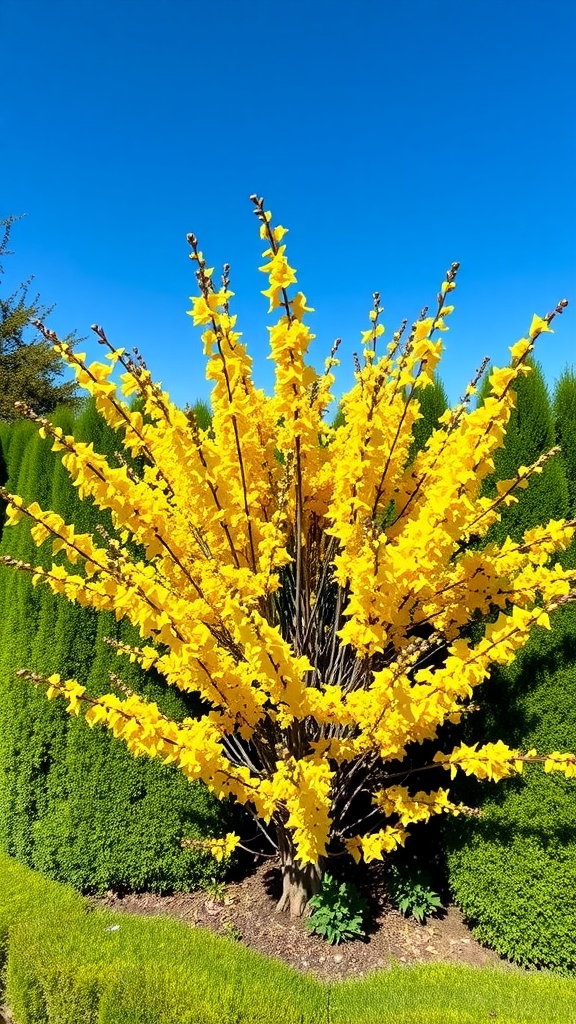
[
  {"x1": 445, "y1": 360, "x2": 576, "y2": 972},
  {"x1": 554, "y1": 368, "x2": 576, "y2": 517},
  {"x1": 446, "y1": 604, "x2": 576, "y2": 973},
  {"x1": 408, "y1": 374, "x2": 448, "y2": 463},
  {"x1": 0, "y1": 402, "x2": 232, "y2": 893},
  {"x1": 0, "y1": 423, "x2": 9, "y2": 539},
  {"x1": 478, "y1": 358, "x2": 569, "y2": 544}
]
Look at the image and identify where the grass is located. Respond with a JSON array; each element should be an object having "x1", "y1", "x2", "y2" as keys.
[
  {"x1": 2, "y1": 853, "x2": 576, "y2": 1024},
  {"x1": 332, "y1": 965, "x2": 576, "y2": 1023}
]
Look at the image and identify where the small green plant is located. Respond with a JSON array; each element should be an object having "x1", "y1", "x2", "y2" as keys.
[
  {"x1": 306, "y1": 873, "x2": 367, "y2": 944},
  {"x1": 221, "y1": 920, "x2": 243, "y2": 941},
  {"x1": 388, "y1": 863, "x2": 444, "y2": 924},
  {"x1": 203, "y1": 876, "x2": 227, "y2": 902}
]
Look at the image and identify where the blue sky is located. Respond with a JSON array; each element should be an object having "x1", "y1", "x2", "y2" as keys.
[{"x1": 2, "y1": 0, "x2": 575, "y2": 410}]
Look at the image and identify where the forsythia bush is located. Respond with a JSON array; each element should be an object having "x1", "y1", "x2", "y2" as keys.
[{"x1": 1, "y1": 197, "x2": 574, "y2": 915}]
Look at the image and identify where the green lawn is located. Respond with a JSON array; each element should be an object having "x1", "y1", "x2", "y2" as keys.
[{"x1": 2, "y1": 853, "x2": 575, "y2": 1024}]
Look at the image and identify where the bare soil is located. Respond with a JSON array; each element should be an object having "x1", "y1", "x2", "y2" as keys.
[{"x1": 93, "y1": 859, "x2": 520, "y2": 982}]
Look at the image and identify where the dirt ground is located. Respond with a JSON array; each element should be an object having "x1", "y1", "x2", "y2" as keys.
[{"x1": 93, "y1": 858, "x2": 520, "y2": 982}]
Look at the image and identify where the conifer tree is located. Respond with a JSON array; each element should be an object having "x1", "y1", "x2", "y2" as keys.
[
  {"x1": 0, "y1": 423, "x2": 10, "y2": 540},
  {"x1": 12, "y1": 398, "x2": 228, "y2": 890},
  {"x1": 186, "y1": 398, "x2": 213, "y2": 432},
  {"x1": 0, "y1": 418, "x2": 36, "y2": 561},
  {"x1": 0, "y1": 409, "x2": 73, "y2": 858},
  {"x1": 408, "y1": 373, "x2": 449, "y2": 462},
  {"x1": 0, "y1": 217, "x2": 79, "y2": 420},
  {"x1": 479, "y1": 357, "x2": 569, "y2": 544},
  {"x1": 0, "y1": 424, "x2": 9, "y2": 482},
  {"x1": 554, "y1": 369, "x2": 576, "y2": 518}
]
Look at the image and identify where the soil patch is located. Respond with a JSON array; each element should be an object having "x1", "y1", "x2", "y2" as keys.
[{"x1": 92, "y1": 859, "x2": 520, "y2": 982}]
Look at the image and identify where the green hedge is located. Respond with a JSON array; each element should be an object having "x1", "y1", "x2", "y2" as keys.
[
  {"x1": 0, "y1": 402, "x2": 231, "y2": 893},
  {"x1": 2, "y1": 854, "x2": 576, "y2": 1024},
  {"x1": 478, "y1": 358, "x2": 569, "y2": 544},
  {"x1": 408, "y1": 373, "x2": 448, "y2": 463},
  {"x1": 446, "y1": 603, "x2": 576, "y2": 973},
  {"x1": 554, "y1": 368, "x2": 576, "y2": 519},
  {"x1": 445, "y1": 367, "x2": 576, "y2": 972}
]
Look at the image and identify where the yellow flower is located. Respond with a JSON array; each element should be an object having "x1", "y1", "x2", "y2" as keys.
[{"x1": 528, "y1": 314, "x2": 553, "y2": 338}]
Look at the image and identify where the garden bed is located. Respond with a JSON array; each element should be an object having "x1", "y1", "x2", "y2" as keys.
[{"x1": 93, "y1": 857, "x2": 515, "y2": 982}]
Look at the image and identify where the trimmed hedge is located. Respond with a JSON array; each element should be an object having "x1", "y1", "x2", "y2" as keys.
[
  {"x1": 2, "y1": 854, "x2": 576, "y2": 1024},
  {"x1": 445, "y1": 365, "x2": 576, "y2": 972},
  {"x1": 446, "y1": 603, "x2": 576, "y2": 973},
  {"x1": 0, "y1": 401, "x2": 231, "y2": 893}
]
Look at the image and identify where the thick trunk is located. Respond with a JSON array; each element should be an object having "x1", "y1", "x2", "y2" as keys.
[{"x1": 275, "y1": 829, "x2": 322, "y2": 917}]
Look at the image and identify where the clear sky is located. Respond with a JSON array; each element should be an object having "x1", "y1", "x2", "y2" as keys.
[{"x1": 2, "y1": 0, "x2": 575, "y2": 409}]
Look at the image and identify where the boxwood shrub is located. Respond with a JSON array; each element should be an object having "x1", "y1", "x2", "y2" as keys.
[{"x1": 445, "y1": 603, "x2": 576, "y2": 973}]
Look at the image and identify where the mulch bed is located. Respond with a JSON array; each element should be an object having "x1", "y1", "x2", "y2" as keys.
[{"x1": 93, "y1": 859, "x2": 521, "y2": 982}]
